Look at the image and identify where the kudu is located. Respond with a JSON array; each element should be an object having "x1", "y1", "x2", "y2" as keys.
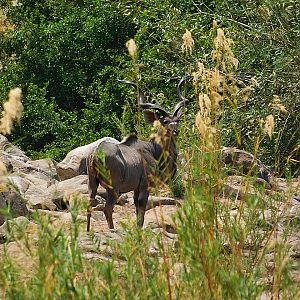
[{"x1": 87, "y1": 75, "x2": 190, "y2": 231}]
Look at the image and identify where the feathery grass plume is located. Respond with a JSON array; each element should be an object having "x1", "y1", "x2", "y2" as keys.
[
  {"x1": 149, "y1": 120, "x2": 174, "y2": 189},
  {"x1": 264, "y1": 114, "x2": 275, "y2": 139},
  {"x1": 0, "y1": 87, "x2": 23, "y2": 135},
  {"x1": 150, "y1": 120, "x2": 167, "y2": 147},
  {"x1": 208, "y1": 69, "x2": 224, "y2": 107},
  {"x1": 193, "y1": 64, "x2": 220, "y2": 150},
  {"x1": 195, "y1": 114, "x2": 216, "y2": 150},
  {"x1": 196, "y1": 92, "x2": 215, "y2": 148},
  {"x1": 181, "y1": 29, "x2": 194, "y2": 54},
  {"x1": 198, "y1": 93, "x2": 211, "y2": 117},
  {"x1": 126, "y1": 38, "x2": 137, "y2": 59},
  {"x1": 192, "y1": 62, "x2": 205, "y2": 87},
  {"x1": 0, "y1": 9, "x2": 15, "y2": 33},
  {"x1": 193, "y1": 22, "x2": 253, "y2": 155},
  {"x1": 212, "y1": 24, "x2": 238, "y2": 72},
  {"x1": 193, "y1": 64, "x2": 225, "y2": 107},
  {"x1": 0, "y1": 88, "x2": 22, "y2": 200},
  {"x1": 125, "y1": 38, "x2": 141, "y2": 132},
  {"x1": 271, "y1": 95, "x2": 287, "y2": 113}
]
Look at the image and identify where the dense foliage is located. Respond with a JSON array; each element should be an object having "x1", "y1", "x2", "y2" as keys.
[
  {"x1": 0, "y1": 0, "x2": 136, "y2": 158},
  {"x1": 0, "y1": 0, "x2": 299, "y2": 175}
]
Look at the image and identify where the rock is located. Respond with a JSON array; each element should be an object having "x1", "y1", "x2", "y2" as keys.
[
  {"x1": 146, "y1": 195, "x2": 181, "y2": 211},
  {"x1": 56, "y1": 137, "x2": 119, "y2": 180},
  {"x1": 49, "y1": 175, "x2": 95, "y2": 197},
  {"x1": 0, "y1": 186, "x2": 30, "y2": 225},
  {"x1": 22, "y1": 158, "x2": 58, "y2": 182},
  {"x1": 0, "y1": 216, "x2": 30, "y2": 243},
  {"x1": 25, "y1": 184, "x2": 57, "y2": 210},
  {"x1": 51, "y1": 211, "x2": 87, "y2": 228},
  {"x1": 224, "y1": 175, "x2": 271, "y2": 200},
  {"x1": 24, "y1": 174, "x2": 52, "y2": 189},
  {"x1": 221, "y1": 147, "x2": 272, "y2": 182},
  {"x1": 47, "y1": 174, "x2": 129, "y2": 209},
  {"x1": 0, "y1": 150, "x2": 28, "y2": 173},
  {"x1": 5, "y1": 174, "x2": 31, "y2": 194},
  {"x1": 0, "y1": 135, "x2": 30, "y2": 161},
  {"x1": 0, "y1": 240, "x2": 36, "y2": 276},
  {"x1": 272, "y1": 177, "x2": 300, "y2": 200},
  {"x1": 0, "y1": 135, "x2": 57, "y2": 186},
  {"x1": 8, "y1": 158, "x2": 58, "y2": 182},
  {"x1": 78, "y1": 232, "x2": 123, "y2": 259},
  {"x1": 5, "y1": 174, "x2": 57, "y2": 210},
  {"x1": 0, "y1": 135, "x2": 30, "y2": 174},
  {"x1": 48, "y1": 175, "x2": 107, "y2": 208},
  {"x1": 144, "y1": 205, "x2": 178, "y2": 229}
]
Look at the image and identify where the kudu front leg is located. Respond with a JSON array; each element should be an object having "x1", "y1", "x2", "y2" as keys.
[
  {"x1": 87, "y1": 197, "x2": 99, "y2": 231},
  {"x1": 104, "y1": 189, "x2": 118, "y2": 229},
  {"x1": 134, "y1": 190, "x2": 149, "y2": 227}
]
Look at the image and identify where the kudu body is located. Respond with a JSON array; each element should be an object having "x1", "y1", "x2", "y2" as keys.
[{"x1": 87, "y1": 75, "x2": 190, "y2": 231}]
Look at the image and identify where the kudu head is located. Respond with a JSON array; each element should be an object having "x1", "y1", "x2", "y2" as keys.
[{"x1": 118, "y1": 74, "x2": 191, "y2": 136}]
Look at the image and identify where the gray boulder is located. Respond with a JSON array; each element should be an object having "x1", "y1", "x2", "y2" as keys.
[
  {"x1": 56, "y1": 137, "x2": 119, "y2": 180},
  {"x1": 3, "y1": 174, "x2": 57, "y2": 211},
  {"x1": 0, "y1": 134, "x2": 57, "y2": 182},
  {"x1": 25, "y1": 184, "x2": 57, "y2": 210},
  {"x1": 9, "y1": 158, "x2": 57, "y2": 182},
  {"x1": 0, "y1": 216, "x2": 30, "y2": 243},
  {"x1": 0, "y1": 135, "x2": 30, "y2": 161},
  {"x1": 5, "y1": 175, "x2": 31, "y2": 194},
  {"x1": 221, "y1": 147, "x2": 272, "y2": 182},
  {"x1": 0, "y1": 183, "x2": 30, "y2": 226},
  {"x1": 48, "y1": 175, "x2": 107, "y2": 209},
  {"x1": 21, "y1": 158, "x2": 58, "y2": 182},
  {"x1": 0, "y1": 135, "x2": 58, "y2": 214},
  {"x1": 0, "y1": 135, "x2": 30, "y2": 173}
]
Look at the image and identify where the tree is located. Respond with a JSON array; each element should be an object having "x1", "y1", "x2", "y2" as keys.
[{"x1": 0, "y1": 0, "x2": 136, "y2": 159}]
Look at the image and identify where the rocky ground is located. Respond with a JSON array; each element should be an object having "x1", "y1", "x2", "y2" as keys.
[
  {"x1": 0, "y1": 134, "x2": 299, "y2": 297},
  {"x1": 0, "y1": 134, "x2": 184, "y2": 265}
]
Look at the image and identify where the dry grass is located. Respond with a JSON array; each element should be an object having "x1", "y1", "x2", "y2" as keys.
[{"x1": 0, "y1": 87, "x2": 23, "y2": 135}]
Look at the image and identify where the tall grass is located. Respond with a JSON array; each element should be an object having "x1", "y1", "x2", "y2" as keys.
[{"x1": 0, "y1": 22, "x2": 299, "y2": 299}]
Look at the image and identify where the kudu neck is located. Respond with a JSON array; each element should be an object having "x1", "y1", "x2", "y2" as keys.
[{"x1": 150, "y1": 134, "x2": 178, "y2": 180}]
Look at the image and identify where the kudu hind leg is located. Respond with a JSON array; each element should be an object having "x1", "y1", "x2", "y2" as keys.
[
  {"x1": 104, "y1": 189, "x2": 118, "y2": 229},
  {"x1": 134, "y1": 190, "x2": 149, "y2": 227},
  {"x1": 87, "y1": 172, "x2": 99, "y2": 232}
]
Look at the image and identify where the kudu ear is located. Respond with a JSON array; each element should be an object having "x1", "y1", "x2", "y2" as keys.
[{"x1": 143, "y1": 110, "x2": 158, "y2": 124}]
